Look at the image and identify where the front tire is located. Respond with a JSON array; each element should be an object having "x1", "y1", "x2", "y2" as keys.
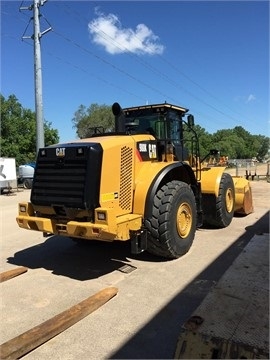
[
  {"x1": 203, "y1": 172, "x2": 235, "y2": 228},
  {"x1": 145, "y1": 180, "x2": 197, "y2": 259}
]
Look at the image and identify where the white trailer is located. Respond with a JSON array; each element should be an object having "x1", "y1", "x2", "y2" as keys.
[{"x1": 0, "y1": 158, "x2": 17, "y2": 193}]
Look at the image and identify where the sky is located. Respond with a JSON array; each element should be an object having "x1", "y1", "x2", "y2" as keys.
[{"x1": 1, "y1": 0, "x2": 269, "y2": 143}]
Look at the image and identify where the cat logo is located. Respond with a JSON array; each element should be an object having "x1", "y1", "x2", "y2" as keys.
[{"x1": 56, "y1": 147, "x2": 65, "y2": 157}]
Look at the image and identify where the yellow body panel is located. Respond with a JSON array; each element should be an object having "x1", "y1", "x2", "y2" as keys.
[
  {"x1": 233, "y1": 177, "x2": 253, "y2": 214},
  {"x1": 79, "y1": 134, "x2": 155, "y2": 215},
  {"x1": 71, "y1": 133, "x2": 154, "y2": 149},
  {"x1": 17, "y1": 203, "x2": 142, "y2": 241},
  {"x1": 133, "y1": 161, "x2": 173, "y2": 215},
  {"x1": 200, "y1": 166, "x2": 226, "y2": 196}
]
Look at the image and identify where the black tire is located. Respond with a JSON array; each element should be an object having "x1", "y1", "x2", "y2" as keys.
[
  {"x1": 145, "y1": 180, "x2": 197, "y2": 259},
  {"x1": 203, "y1": 173, "x2": 235, "y2": 228},
  {"x1": 23, "y1": 179, "x2": 33, "y2": 189}
]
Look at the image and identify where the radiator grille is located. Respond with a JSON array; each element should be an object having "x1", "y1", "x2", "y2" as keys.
[
  {"x1": 31, "y1": 144, "x2": 102, "y2": 209},
  {"x1": 32, "y1": 158, "x2": 87, "y2": 207},
  {"x1": 119, "y1": 146, "x2": 133, "y2": 210}
]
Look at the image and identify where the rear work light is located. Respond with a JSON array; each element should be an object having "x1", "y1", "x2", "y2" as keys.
[
  {"x1": 19, "y1": 205, "x2": 27, "y2": 213},
  {"x1": 97, "y1": 211, "x2": 106, "y2": 221}
]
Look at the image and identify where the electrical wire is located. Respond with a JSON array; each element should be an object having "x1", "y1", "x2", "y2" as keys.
[{"x1": 55, "y1": 2, "x2": 255, "y2": 127}]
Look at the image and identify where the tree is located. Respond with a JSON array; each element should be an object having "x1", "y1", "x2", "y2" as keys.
[
  {"x1": 211, "y1": 129, "x2": 244, "y2": 158},
  {"x1": 211, "y1": 127, "x2": 270, "y2": 160},
  {"x1": 0, "y1": 94, "x2": 59, "y2": 165},
  {"x1": 253, "y1": 135, "x2": 270, "y2": 161},
  {"x1": 183, "y1": 124, "x2": 212, "y2": 159},
  {"x1": 72, "y1": 103, "x2": 115, "y2": 138},
  {"x1": 194, "y1": 125, "x2": 212, "y2": 159}
]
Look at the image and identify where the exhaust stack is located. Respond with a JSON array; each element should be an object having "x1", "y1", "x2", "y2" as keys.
[{"x1": 112, "y1": 102, "x2": 126, "y2": 133}]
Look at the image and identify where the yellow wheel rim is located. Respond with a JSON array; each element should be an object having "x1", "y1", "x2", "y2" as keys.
[
  {"x1": 176, "y1": 202, "x2": 192, "y2": 238},
  {"x1": 225, "y1": 188, "x2": 234, "y2": 213}
]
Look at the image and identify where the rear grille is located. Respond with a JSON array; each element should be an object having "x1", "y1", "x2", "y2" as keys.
[
  {"x1": 31, "y1": 143, "x2": 102, "y2": 209},
  {"x1": 32, "y1": 159, "x2": 87, "y2": 207}
]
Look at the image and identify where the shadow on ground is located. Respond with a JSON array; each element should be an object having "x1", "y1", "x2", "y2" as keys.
[
  {"x1": 7, "y1": 235, "x2": 162, "y2": 281},
  {"x1": 109, "y1": 211, "x2": 269, "y2": 359}
]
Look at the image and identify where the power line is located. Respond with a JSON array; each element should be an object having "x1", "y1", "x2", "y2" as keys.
[
  {"x1": 42, "y1": 47, "x2": 147, "y2": 103},
  {"x1": 57, "y1": 2, "x2": 253, "y2": 127},
  {"x1": 53, "y1": 30, "x2": 180, "y2": 104}
]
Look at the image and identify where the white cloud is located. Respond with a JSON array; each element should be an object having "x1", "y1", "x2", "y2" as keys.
[
  {"x1": 234, "y1": 94, "x2": 257, "y2": 103},
  {"x1": 88, "y1": 10, "x2": 164, "y2": 55},
  {"x1": 246, "y1": 94, "x2": 256, "y2": 103}
]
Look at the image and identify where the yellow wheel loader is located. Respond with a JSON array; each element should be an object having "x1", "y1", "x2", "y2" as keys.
[{"x1": 16, "y1": 102, "x2": 253, "y2": 259}]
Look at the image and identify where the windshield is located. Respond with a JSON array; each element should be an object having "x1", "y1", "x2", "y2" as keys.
[
  {"x1": 125, "y1": 114, "x2": 161, "y2": 137},
  {"x1": 125, "y1": 112, "x2": 182, "y2": 143}
]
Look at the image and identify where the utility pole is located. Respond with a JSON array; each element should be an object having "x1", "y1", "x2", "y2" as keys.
[
  {"x1": 20, "y1": 0, "x2": 51, "y2": 153},
  {"x1": 33, "y1": 0, "x2": 44, "y2": 152}
]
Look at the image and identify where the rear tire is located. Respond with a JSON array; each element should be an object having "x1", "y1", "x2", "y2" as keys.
[{"x1": 145, "y1": 180, "x2": 197, "y2": 259}]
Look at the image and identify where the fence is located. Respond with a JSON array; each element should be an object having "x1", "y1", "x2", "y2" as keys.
[{"x1": 227, "y1": 160, "x2": 269, "y2": 182}]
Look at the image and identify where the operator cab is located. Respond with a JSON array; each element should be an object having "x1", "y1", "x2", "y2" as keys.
[{"x1": 122, "y1": 103, "x2": 193, "y2": 162}]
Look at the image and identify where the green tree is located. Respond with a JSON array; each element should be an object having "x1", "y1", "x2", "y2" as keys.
[
  {"x1": 183, "y1": 124, "x2": 213, "y2": 159},
  {"x1": 0, "y1": 94, "x2": 59, "y2": 165},
  {"x1": 210, "y1": 127, "x2": 269, "y2": 160},
  {"x1": 211, "y1": 129, "x2": 244, "y2": 158},
  {"x1": 72, "y1": 103, "x2": 114, "y2": 138},
  {"x1": 232, "y1": 126, "x2": 254, "y2": 158},
  {"x1": 230, "y1": 126, "x2": 270, "y2": 159},
  {"x1": 194, "y1": 125, "x2": 213, "y2": 159},
  {"x1": 253, "y1": 135, "x2": 270, "y2": 161}
]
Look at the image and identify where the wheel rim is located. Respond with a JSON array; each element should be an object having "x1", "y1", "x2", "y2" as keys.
[
  {"x1": 225, "y1": 188, "x2": 234, "y2": 213},
  {"x1": 176, "y1": 202, "x2": 192, "y2": 238}
]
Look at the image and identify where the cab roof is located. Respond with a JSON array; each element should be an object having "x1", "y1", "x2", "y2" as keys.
[{"x1": 123, "y1": 102, "x2": 189, "y2": 115}]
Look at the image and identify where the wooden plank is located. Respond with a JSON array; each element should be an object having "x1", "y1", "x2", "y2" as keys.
[
  {"x1": 0, "y1": 287, "x2": 118, "y2": 359},
  {"x1": 0, "y1": 267, "x2": 28, "y2": 283}
]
